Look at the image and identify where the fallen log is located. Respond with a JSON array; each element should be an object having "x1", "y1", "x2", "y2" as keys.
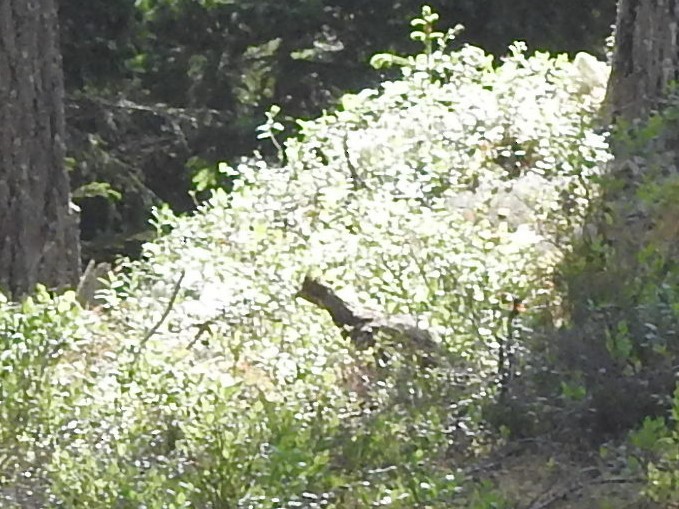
[{"x1": 296, "y1": 275, "x2": 444, "y2": 365}]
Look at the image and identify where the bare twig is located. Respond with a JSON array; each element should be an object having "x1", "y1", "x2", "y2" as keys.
[
  {"x1": 186, "y1": 317, "x2": 222, "y2": 350},
  {"x1": 342, "y1": 132, "x2": 368, "y2": 190},
  {"x1": 132, "y1": 270, "x2": 186, "y2": 363},
  {"x1": 76, "y1": 260, "x2": 111, "y2": 307}
]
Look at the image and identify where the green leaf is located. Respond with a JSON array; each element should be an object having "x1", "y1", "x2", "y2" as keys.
[{"x1": 72, "y1": 182, "x2": 122, "y2": 202}]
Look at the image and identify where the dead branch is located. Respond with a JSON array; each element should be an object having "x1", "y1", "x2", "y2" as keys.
[
  {"x1": 131, "y1": 270, "x2": 186, "y2": 365},
  {"x1": 297, "y1": 275, "x2": 444, "y2": 364},
  {"x1": 342, "y1": 132, "x2": 368, "y2": 190},
  {"x1": 76, "y1": 260, "x2": 112, "y2": 307}
]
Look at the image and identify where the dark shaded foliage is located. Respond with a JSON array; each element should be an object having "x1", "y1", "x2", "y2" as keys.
[
  {"x1": 57, "y1": 0, "x2": 616, "y2": 260},
  {"x1": 60, "y1": 0, "x2": 616, "y2": 116},
  {"x1": 58, "y1": 0, "x2": 138, "y2": 89}
]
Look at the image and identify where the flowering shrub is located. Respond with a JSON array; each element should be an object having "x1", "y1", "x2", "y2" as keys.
[{"x1": 4, "y1": 8, "x2": 612, "y2": 508}]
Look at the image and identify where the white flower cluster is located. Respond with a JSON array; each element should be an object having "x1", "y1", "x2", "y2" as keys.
[{"x1": 103, "y1": 42, "x2": 612, "y2": 381}]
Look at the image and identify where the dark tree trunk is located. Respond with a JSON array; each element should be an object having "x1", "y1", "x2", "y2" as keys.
[
  {"x1": 600, "y1": 0, "x2": 679, "y2": 262},
  {"x1": 0, "y1": 0, "x2": 80, "y2": 298},
  {"x1": 606, "y1": 0, "x2": 679, "y2": 122}
]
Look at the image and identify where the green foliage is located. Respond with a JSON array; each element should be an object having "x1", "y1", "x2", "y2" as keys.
[
  {"x1": 255, "y1": 104, "x2": 286, "y2": 159},
  {"x1": 615, "y1": 113, "x2": 679, "y2": 495},
  {"x1": 59, "y1": 0, "x2": 616, "y2": 257},
  {"x1": 371, "y1": 5, "x2": 464, "y2": 75},
  {"x1": 72, "y1": 181, "x2": 123, "y2": 202},
  {"x1": 523, "y1": 71, "x2": 679, "y2": 450},
  {"x1": 4, "y1": 9, "x2": 612, "y2": 506},
  {"x1": 188, "y1": 159, "x2": 238, "y2": 195},
  {"x1": 468, "y1": 480, "x2": 511, "y2": 509},
  {"x1": 61, "y1": 0, "x2": 616, "y2": 96},
  {"x1": 0, "y1": 288, "x2": 92, "y2": 507},
  {"x1": 630, "y1": 417, "x2": 669, "y2": 453},
  {"x1": 408, "y1": 5, "x2": 458, "y2": 57},
  {"x1": 642, "y1": 390, "x2": 679, "y2": 505},
  {"x1": 560, "y1": 379, "x2": 587, "y2": 401}
]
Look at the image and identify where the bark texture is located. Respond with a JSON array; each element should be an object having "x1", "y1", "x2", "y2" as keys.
[
  {"x1": 606, "y1": 0, "x2": 679, "y2": 121},
  {"x1": 601, "y1": 0, "x2": 679, "y2": 261},
  {"x1": 297, "y1": 276, "x2": 445, "y2": 366},
  {"x1": 0, "y1": 0, "x2": 80, "y2": 298}
]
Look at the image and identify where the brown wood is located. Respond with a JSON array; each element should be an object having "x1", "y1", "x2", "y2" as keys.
[
  {"x1": 606, "y1": 0, "x2": 679, "y2": 122},
  {"x1": 0, "y1": 0, "x2": 80, "y2": 298},
  {"x1": 297, "y1": 276, "x2": 444, "y2": 365}
]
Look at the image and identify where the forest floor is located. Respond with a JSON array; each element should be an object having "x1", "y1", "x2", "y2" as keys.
[{"x1": 472, "y1": 438, "x2": 658, "y2": 509}]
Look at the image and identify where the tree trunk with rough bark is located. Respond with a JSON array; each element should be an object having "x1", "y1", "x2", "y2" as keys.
[
  {"x1": 0, "y1": 0, "x2": 80, "y2": 298},
  {"x1": 599, "y1": 0, "x2": 679, "y2": 267},
  {"x1": 607, "y1": 0, "x2": 679, "y2": 122}
]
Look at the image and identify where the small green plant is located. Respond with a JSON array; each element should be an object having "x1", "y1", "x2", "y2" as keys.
[
  {"x1": 188, "y1": 157, "x2": 239, "y2": 197},
  {"x1": 409, "y1": 5, "x2": 463, "y2": 62},
  {"x1": 71, "y1": 181, "x2": 122, "y2": 202},
  {"x1": 468, "y1": 480, "x2": 511, "y2": 509},
  {"x1": 371, "y1": 4, "x2": 464, "y2": 78},
  {"x1": 630, "y1": 416, "x2": 669, "y2": 453},
  {"x1": 256, "y1": 104, "x2": 285, "y2": 159},
  {"x1": 642, "y1": 390, "x2": 679, "y2": 505}
]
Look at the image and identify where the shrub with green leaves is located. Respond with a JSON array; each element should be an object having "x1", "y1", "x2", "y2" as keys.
[
  {"x1": 0, "y1": 288, "x2": 94, "y2": 507},
  {"x1": 644, "y1": 391, "x2": 679, "y2": 505},
  {"x1": 533, "y1": 82, "x2": 679, "y2": 445},
  {"x1": 575, "y1": 91, "x2": 679, "y2": 499},
  {"x1": 7, "y1": 8, "x2": 611, "y2": 508}
]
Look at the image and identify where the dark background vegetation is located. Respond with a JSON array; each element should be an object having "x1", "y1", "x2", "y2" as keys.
[{"x1": 58, "y1": 0, "x2": 616, "y2": 260}]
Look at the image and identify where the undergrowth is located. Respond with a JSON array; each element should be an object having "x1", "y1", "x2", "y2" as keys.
[{"x1": 0, "y1": 6, "x2": 651, "y2": 508}]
